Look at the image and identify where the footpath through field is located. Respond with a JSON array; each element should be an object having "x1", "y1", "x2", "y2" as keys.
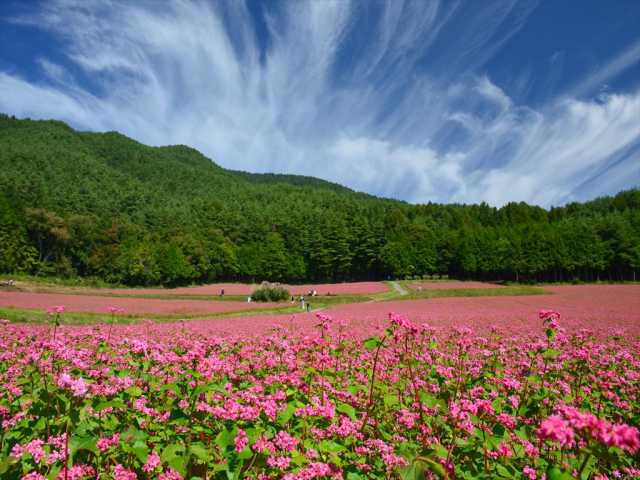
[{"x1": 390, "y1": 281, "x2": 408, "y2": 296}]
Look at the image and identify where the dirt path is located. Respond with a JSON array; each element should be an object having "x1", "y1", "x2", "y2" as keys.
[{"x1": 390, "y1": 281, "x2": 408, "y2": 296}]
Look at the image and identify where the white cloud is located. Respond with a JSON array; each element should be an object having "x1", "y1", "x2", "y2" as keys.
[
  {"x1": 328, "y1": 136, "x2": 465, "y2": 202},
  {"x1": 572, "y1": 38, "x2": 640, "y2": 97},
  {"x1": 0, "y1": 0, "x2": 639, "y2": 207}
]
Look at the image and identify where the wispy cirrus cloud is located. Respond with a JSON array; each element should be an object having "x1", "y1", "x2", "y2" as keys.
[{"x1": 0, "y1": 0, "x2": 639, "y2": 206}]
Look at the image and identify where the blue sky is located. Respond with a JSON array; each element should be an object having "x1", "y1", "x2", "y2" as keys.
[{"x1": 1, "y1": 0, "x2": 639, "y2": 207}]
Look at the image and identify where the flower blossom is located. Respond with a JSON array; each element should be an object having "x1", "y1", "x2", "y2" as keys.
[
  {"x1": 143, "y1": 452, "x2": 161, "y2": 472},
  {"x1": 538, "y1": 415, "x2": 574, "y2": 446},
  {"x1": 235, "y1": 428, "x2": 248, "y2": 452},
  {"x1": 57, "y1": 373, "x2": 88, "y2": 397}
]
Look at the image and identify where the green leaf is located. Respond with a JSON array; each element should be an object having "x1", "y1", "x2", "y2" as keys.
[
  {"x1": 400, "y1": 461, "x2": 425, "y2": 480},
  {"x1": 189, "y1": 442, "x2": 209, "y2": 462},
  {"x1": 346, "y1": 473, "x2": 365, "y2": 480},
  {"x1": 336, "y1": 402, "x2": 357, "y2": 420},
  {"x1": 69, "y1": 435, "x2": 98, "y2": 456},
  {"x1": 122, "y1": 426, "x2": 147, "y2": 443},
  {"x1": 547, "y1": 466, "x2": 574, "y2": 480},
  {"x1": 419, "y1": 392, "x2": 440, "y2": 408},
  {"x1": 0, "y1": 454, "x2": 16, "y2": 475},
  {"x1": 319, "y1": 440, "x2": 346, "y2": 453},
  {"x1": 237, "y1": 448, "x2": 253, "y2": 460},
  {"x1": 125, "y1": 386, "x2": 143, "y2": 397},
  {"x1": 215, "y1": 428, "x2": 233, "y2": 452},
  {"x1": 162, "y1": 443, "x2": 186, "y2": 475},
  {"x1": 47, "y1": 464, "x2": 62, "y2": 480},
  {"x1": 132, "y1": 440, "x2": 149, "y2": 463},
  {"x1": 363, "y1": 336, "x2": 382, "y2": 351},
  {"x1": 277, "y1": 402, "x2": 296, "y2": 426},
  {"x1": 413, "y1": 457, "x2": 447, "y2": 478},
  {"x1": 384, "y1": 394, "x2": 399, "y2": 407},
  {"x1": 162, "y1": 443, "x2": 185, "y2": 463},
  {"x1": 495, "y1": 464, "x2": 511, "y2": 477},
  {"x1": 543, "y1": 348, "x2": 561, "y2": 359},
  {"x1": 160, "y1": 383, "x2": 181, "y2": 394}
]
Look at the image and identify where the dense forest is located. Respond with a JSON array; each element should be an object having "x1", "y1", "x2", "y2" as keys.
[{"x1": 1, "y1": 114, "x2": 639, "y2": 286}]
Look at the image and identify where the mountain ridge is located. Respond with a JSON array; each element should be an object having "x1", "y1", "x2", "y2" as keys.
[{"x1": 1, "y1": 113, "x2": 639, "y2": 286}]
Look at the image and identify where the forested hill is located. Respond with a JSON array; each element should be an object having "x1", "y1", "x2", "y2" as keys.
[{"x1": 1, "y1": 113, "x2": 639, "y2": 286}]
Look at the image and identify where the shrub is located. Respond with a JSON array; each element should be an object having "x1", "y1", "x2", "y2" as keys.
[{"x1": 251, "y1": 282, "x2": 290, "y2": 302}]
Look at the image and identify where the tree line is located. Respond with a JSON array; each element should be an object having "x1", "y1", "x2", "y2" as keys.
[{"x1": 1, "y1": 114, "x2": 639, "y2": 286}]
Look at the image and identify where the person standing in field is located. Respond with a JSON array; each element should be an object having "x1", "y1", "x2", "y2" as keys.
[{"x1": 300, "y1": 295, "x2": 305, "y2": 310}]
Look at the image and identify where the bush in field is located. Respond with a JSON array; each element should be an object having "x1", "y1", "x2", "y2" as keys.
[{"x1": 251, "y1": 282, "x2": 290, "y2": 302}]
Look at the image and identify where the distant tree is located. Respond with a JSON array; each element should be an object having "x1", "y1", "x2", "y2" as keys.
[{"x1": 24, "y1": 208, "x2": 70, "y2": 274}]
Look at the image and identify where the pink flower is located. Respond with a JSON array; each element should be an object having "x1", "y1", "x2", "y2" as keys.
[
  {"x1": 97, "y1": 433, "x2": 120, "y2": 452},
  {"x1": 21, "y1": 473, "x2": 46, "y2": 480},
  {"x1": 25, "y1": 439, "x2": 46, "y2": 464},
  {"x1": 112, "y1": 465, "x2": 137, "y2": 480},
  {"x1": 57, "y1": 373, "x2": 88, "y2": 397},
  {"x1": 603, "y1": 424, "x2": 640, "y2": 453},
  {"x1": 315, "y1": 313, "x2": 333, "y2": 331},
  {"x1": 538, "y1": 415, "x2": 574, "y2": 446},
  {"x1": 539, "y1": 309, "x2": 560, "y2": 328},
  {"x1": 389, "y1": 312, "x2": 418, "y2": 334},
  {"x1": 235, "y1": 428, "x2": 248, "y2": 452},
  {"x1": 396, "y1": 409, "x2": 417, "y2": 429},
  {"x1": 267, "y1": 455, "x2": 291, "y2": 469},
  {"x1": 283, "y1": 462, "x2": 334, "y2": 480},
  {"x1": 538, "y1": 309, "x2": 560, "y2": 321},
  {"x1": 143, "y1": 451, "x2": 161, "y2": 472},
  {"x1": 47, "y1": 305, "x2": 65, "y2": 315},
  {"x1": 273, "y1": 431, "x2": 298, "y2": 452},
  {"x1": 523, "y1": 466, "x2": 537, "y2": 480},
  {"x1": 158, "y1": 469, "x2": 183, "y2": 480},
  {"x1": 495, "y1": 442, "x2": 513, "y2": 458},
  {"x1": 56, "y1": 465, "x2": 95, "y2": 480},
  {"x1": 252, "y1": 436, "x2": 275, "y2": 454}
]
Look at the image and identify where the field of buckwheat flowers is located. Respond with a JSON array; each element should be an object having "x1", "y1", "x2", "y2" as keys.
[{"x1": 1, "y1": 307, "x2": 639, "y2": 480}]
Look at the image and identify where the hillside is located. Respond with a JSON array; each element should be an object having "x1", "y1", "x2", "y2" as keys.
[{"x1": 1, "y1": 114, "x2": 639, "y2": 286}]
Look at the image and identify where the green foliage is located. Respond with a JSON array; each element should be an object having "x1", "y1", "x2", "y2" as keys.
[
  {"x1": 1, "y1": 114, "x2": 640, "y2": 285},
  {"x1": 251, "y1": 283, "x2": 290, "y2": 302}
]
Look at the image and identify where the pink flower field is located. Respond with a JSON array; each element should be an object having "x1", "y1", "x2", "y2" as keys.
[
  {"x1": 119, "y1": 284, "x2": 638, "y2": 339},
  {"x1": 1, "y1": 284, "x2": 639, "y2": 479},
  {"x1": 320, "y1": 284, "x2": 640, "y2": 337},
  {"x1": 407, "y1": 281, "x2": 504, "y2": 290},
  {"x1": 0, "y1": 291, "x2": 274, "y2": 316}
]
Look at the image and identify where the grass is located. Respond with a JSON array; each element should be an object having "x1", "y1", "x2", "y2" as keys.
[
  {"x1": 0, "y1": 307, "x2": 128, "y2": 325},
  {"x1": 0, "y1": 303, "x2": 305, "y2": 325},
  {"x1": 0, "y1": 273, "x2": 121, "y2": 289},
  {"x1": 398, "y1": 285, "x2": 548, "y2": 300}
]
